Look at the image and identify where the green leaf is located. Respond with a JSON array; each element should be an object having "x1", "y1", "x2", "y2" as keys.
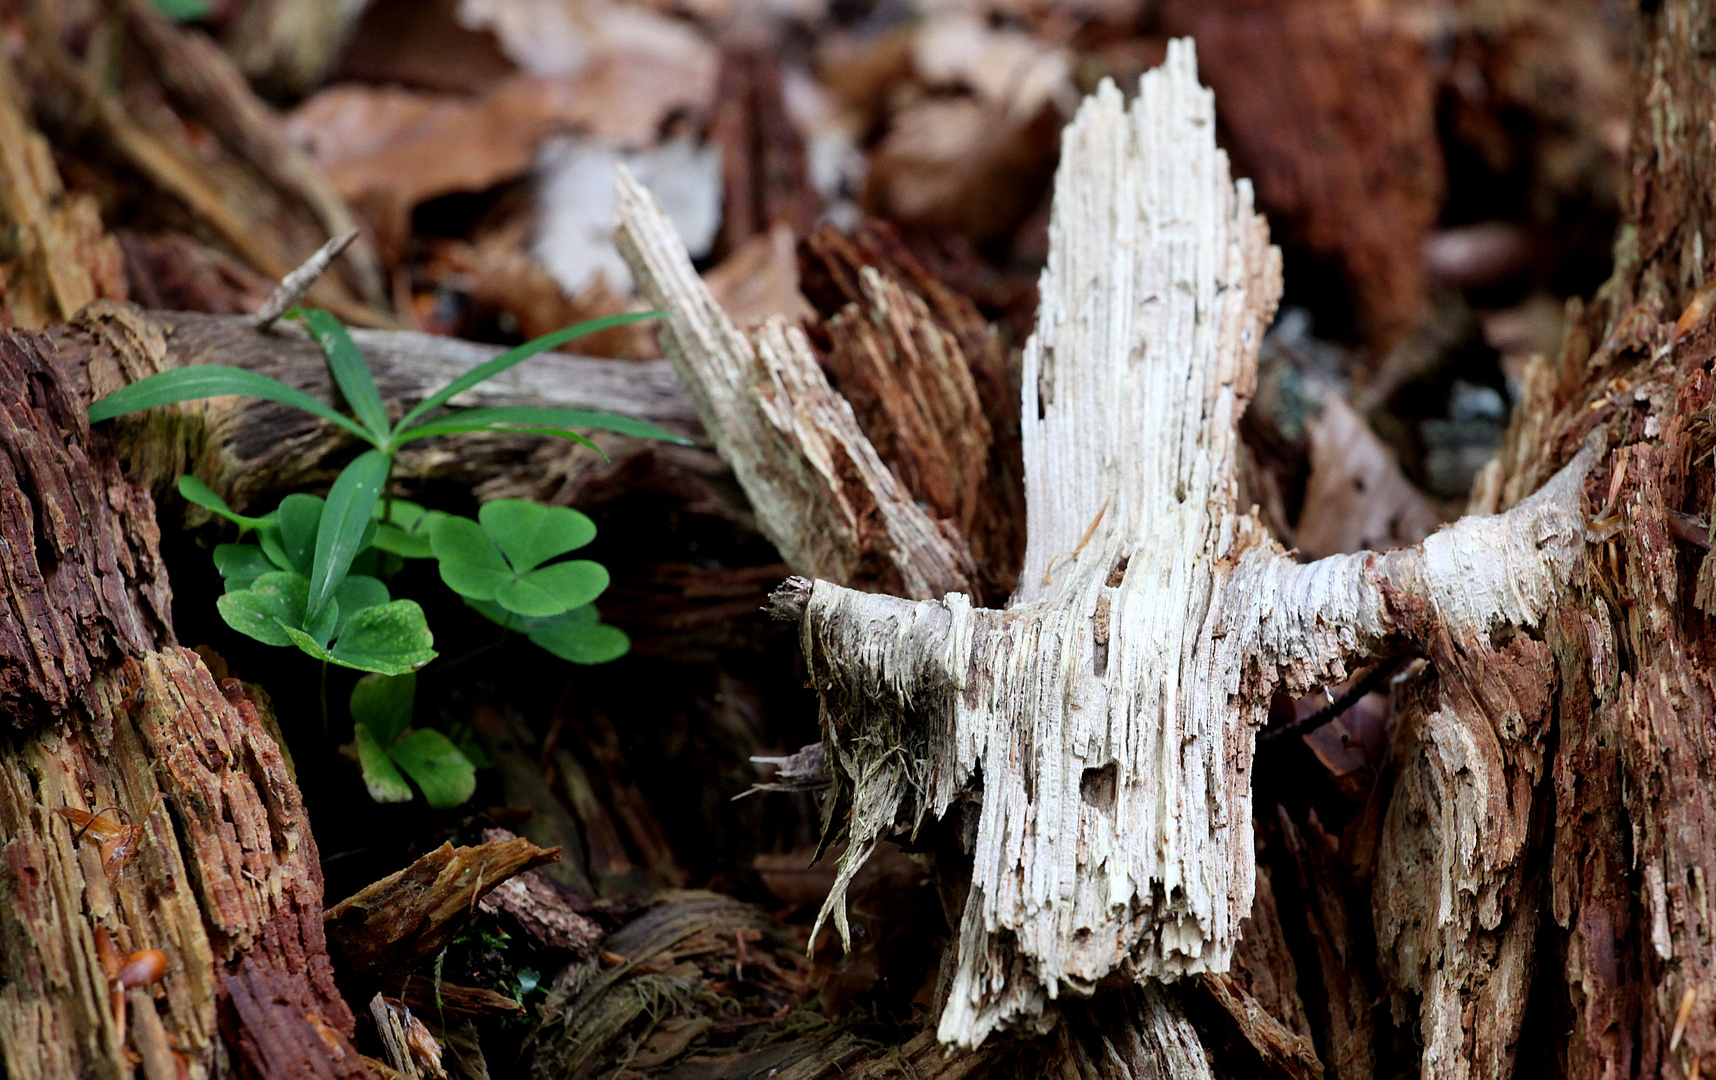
[
  {"x1": 529, "y1": 620, "x2": 630, "y2": 665},
  {"x1": 371, "y1": 500, "x2": 446, "y2": 559},
  {"x1": 478, "y1": 499, "x2": 596, "y2": 572},
  {"x1": 87, "y1": 364, "x2": 373, "y2": 443},
  {"x1": 272, "y1": 494, "x2": 325, "y2": 573},
  {"x1": 353, "y1": 723, "x2": 414, "y2": 803},
  {"x1": 332, "y1": 575, "x2": 390, "y2": 640},
  {"x1": 178, "y1": 476, "x2": 267, "y2": 530},
  {"x1": 442, "y1": 406, "x2": 691, "y2": 446},
  {"x1": 326, "y1": 600, "x2": 436, "y2": 675},
  {"x1": 298, "y1": 308, "x2": 391, "y2": 443},
  {"x1": 148, "y1": 0, "x2": 211, "y2": 19},
  {"x1": 307, "y1": 450, "x2": 391, "y2": 620},
  {"x1": 216, "y1": 571, "x2": 309, "y2": 647},
  {"x1": 280, "y1": 625, "x2": 334, "y2": 662},
  {"x1": 350, "y1": 672, "x2": 415, "y2": 746},
  {"x1": 495, "y1": 560, "x2": 608, "y2": 617},
  {"x1": 213, "y1": 544, "x2": 275, "y2": 591},
  {"x1": 389, "y1": 729, "x2": 476, "y2": 808},
  {"x1": 390, "y1": 415, "x2": 604, "y2": 455},
  {"x1": 430, "y1": 515, "x2": 513, "y2": 600},
  {"x1": 392, "y1": 312, "x2": 664, "y2": 435}
]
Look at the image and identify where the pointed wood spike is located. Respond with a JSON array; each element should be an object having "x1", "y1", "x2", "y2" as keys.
[{"x1": 612, "y1": 37, "x2": 1596, "y2": 1050}]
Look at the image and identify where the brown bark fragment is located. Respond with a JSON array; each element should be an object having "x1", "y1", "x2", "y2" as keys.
[
  {"x1": 0, "y1": 52, "x2": 128, "y2": 330},
  {"x1": 1182, "y1": 974, "x2": 1324, "y2": 1080},
  {"x1": 1158, "y1": 0, "x2": 1443, "y2": 354},
  {"x1": 324, "y1": 837, "x2": 559, "y2": 989},
  {"x1": 1231, "y1": 864, "x2": 1315, "y2": 1048},
  {"x1": 0, "y1": 329, "x2": 170, "y2": 722},
  {"x1": 800, "y1": 221, "x2": 1025, "y2": 601},
  {"x1": 1279, "y1": 808, "x2": 1374, "y2": 1080},
  {"x1": 710, "y1": 47, "x2": 819, "y2": 260},
  {"x1": 1, "y1": 323, "x2": 364, "y2": 1078},
  {"x1": 475, "y1": 839, "x2": 603, "y2": 958}
]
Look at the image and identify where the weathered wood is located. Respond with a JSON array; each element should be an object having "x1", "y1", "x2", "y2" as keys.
[
  {"x1": 800, "y1": 221, "x2": 1026, "y2": 605},
  {"x1": 49, "y1": 303, "x2": 702, "y2": 518},
  {"x1": 615, "y1": 169, "x2": 977, "y2": 602},
  {"x1": 0, "y1": 323, "x2": 366, "y2": 1078},
  {"x1": 323, "y1": 837, "x2": 559, "y2": 991},
  {"x1": 617, "y1": 40, "x2": 1602, "y2": 1054},
  {"x1": 0, "y1": 330, "x2": 170, "y2": 722},
  {"x1": 0, "y1": 51, "x2": 128, "y2": 330}
]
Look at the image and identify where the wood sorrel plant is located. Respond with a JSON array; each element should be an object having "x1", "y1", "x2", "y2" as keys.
[{"x1": 90, "y1": 308, "x2": 683, "y2": 805}]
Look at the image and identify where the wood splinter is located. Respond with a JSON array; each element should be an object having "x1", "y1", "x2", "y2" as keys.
[{"x1": 617, "y1": 40, "x2": 1596, "y2": 1049}]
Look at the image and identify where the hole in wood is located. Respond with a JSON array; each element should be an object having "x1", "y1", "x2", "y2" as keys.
[{"x1": 1080, "y1": 761, "x2": 1118, "y2": 814}]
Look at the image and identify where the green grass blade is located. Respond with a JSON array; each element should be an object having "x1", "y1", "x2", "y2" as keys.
[
  {"x1": 306, "y1": 450, "x2": 390, "y2": 620},
  {"x1": 89, "y1": 365, "x2": 373, "y2": 443},
  {"x1": 394, "y1": 416, "x2": 603, "y2": 456},
  {"x1": 392, "y1": 312, "x2": 662, "y2": 435},
  {"x1": 178, "y1": 476, "x2": 269, "y2": 530},
  {"x1": 298, "y1": 308, "x2": 391, "y2": 443},
  {"x1": 406, "y1": 405, "x2": 689, "y2": 446}
]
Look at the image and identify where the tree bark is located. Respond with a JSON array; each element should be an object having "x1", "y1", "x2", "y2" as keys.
[{"x1": 0, "y1": 323, "x2": 373, "y2": 1077}]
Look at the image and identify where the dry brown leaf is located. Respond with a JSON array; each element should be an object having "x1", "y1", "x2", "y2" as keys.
[
  {"x1": 703, "y1": 224, "x2": 813, "y2": 329},
  {"x1": 911, "y1": 13, "x2": 1076, "y2": 122},
  {"x1": 287, "y1": 37, "x2": 716, "y2": 249},
  {"x1": 865, "y1": 95, "x2": 1060, "y2": 244},
  {"x1": 1294, "y1": 383, "x2": 1442, "y2": 559}
]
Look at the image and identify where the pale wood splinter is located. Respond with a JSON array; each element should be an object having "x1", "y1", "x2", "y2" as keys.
[{"x1": 615, "y1": 40, "x2": 1594, "y2": 1049}]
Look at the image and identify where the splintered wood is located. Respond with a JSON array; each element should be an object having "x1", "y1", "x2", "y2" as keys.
[{"x1": 616, "y1": 41, "x2": 1596, "y2": 1049}]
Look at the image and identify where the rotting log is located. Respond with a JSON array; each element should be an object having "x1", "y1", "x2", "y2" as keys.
[
  {"x1": 615, "y1": 37, "x2": 1623, "y2": 1066},
  {"x1": 0, "y1": 328, "x2": 367, "y2": 1077},
  {"x1": 42, "y1": 303, "x2": 705, "y2": 517}
]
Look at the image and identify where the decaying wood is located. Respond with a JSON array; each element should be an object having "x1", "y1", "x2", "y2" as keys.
[
  {"x1": 48, "y1": 303, "x2": 700, "y2": 516},
  {"x1": 13, "y1": 5, "x2": 377, "y2": 327},
  {"x1": 1278, "y1": 809, "x2": 1373, "y2": 1080},
  {"x1": 122, "y1": 0, "x2": 385, "y2": 308},
  {"x1": 617, "y1": 40, "x2": 1604, "y2": 1052},
  {"x1": 1159, "y1": 0, "x2": 1443, "y2": 356},
  {"x1": 799, "y1": 220, "x2": 1027, "y2": 604},
  {"x1": 0, "y1": 51, "x2": 128, "y2": 331},
  {"x1": 615, "y1": 166, "x2": 977, "y2": 602},
  {"x1": 0, "y1": 330, "x2": 169, "y2": 721},
  {"x1": 0, "y1": 323, "x2": 367, "y2": 1078},
  {"x1": 323, "y1": 836, "x2": 559, "y2": 990}
]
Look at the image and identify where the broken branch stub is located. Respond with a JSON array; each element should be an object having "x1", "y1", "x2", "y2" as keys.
[
  {"x1": 793, "y1": 46, "x2": 1284, "y2": 1046},
  {"x1": 615, "y1": 40, "x2": 1596, "y2": 1050}
]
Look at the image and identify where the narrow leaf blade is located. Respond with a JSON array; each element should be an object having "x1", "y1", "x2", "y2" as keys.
[
  {"x1": 400, "y1": 406, "x2": 687, "y2": 447},
  {"x1": 307, "y1": 450, "x2": 390, "y2": 619},
  {"x1": 88, "y1": 365, "x2": 372, "y2": 442},
  {"x1": 394, "y1": 312, "x2": 663, "y2": 434},
  {"x1": 299, "y1": 308, "x2": 391, "y2": 442},
  {"x1": 178, "y1": 476, "x2": 268, "y2": 529}
]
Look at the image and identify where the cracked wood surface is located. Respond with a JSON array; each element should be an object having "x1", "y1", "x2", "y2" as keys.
[
  {"x1": 615, "y1": 39, "x2": 1602, "y2": 1053},
  {"x1": 0, "y1": 325, "x2": 366, "y2": 1078}
]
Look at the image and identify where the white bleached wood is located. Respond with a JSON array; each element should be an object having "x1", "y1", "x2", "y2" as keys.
[
  {"x1": 613, "y1": 39, "x2": 1596, "y2": 1050},
  {"x1": 612, "y1": 168, "x2": 975, "y2": 601}
]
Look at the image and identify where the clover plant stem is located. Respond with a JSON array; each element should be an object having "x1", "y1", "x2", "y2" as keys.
[
  {"x1": 435, "y1": 619, "x2": 514, "y2": 676},
  {"x1": 319, "y1": 659, "x2": 330, "y2": 739}
]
